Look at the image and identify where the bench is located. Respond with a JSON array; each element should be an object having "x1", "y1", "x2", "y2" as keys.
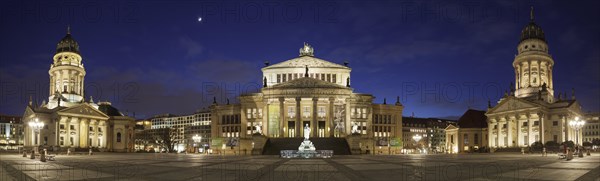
[{"x1": 45, "y1": 155, "x2": 56, "y2": 161}]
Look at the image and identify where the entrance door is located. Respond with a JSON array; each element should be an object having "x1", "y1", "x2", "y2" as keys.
[
  {"x1": 288, "y1": 121, "x2": 295, "y2": 137},
  {"x1": 318, "y1": 121, "x2": 325, "y2": 137}
]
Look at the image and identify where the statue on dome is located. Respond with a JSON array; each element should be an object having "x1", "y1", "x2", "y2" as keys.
[{"x1": 299, "y1": 42, "x2": 314, "y2": 56}]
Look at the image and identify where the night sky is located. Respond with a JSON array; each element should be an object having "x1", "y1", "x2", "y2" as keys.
[{"x1": 1, "y1": 0, "x2": 599, "y2": 120}]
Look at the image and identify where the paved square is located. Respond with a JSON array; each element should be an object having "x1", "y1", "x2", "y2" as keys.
[{"x1": 1, "y1": 152, "x2": 599, "y2": 181}]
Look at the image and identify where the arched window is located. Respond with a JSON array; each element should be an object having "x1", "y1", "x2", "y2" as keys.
[{"x1": 117, "y1": 132, "x2": 122, "y2": 142}]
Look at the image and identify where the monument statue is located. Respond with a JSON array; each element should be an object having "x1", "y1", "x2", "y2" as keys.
[
  {"x1": 304, "y1": 124, "x2": 311, "y2": 140},
  {"x1": 351, "y1": 122, "x2": 359, "y2": 134},
  {"x1": 255, "y1": 123, "x2": 262, "y2": 134}
]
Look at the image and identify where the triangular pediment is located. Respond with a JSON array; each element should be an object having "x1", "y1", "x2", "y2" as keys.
[
  {"x1": 445, "y1": 124, "x2": 458, "y2": 130},
  {"x1": 57, "y1": 103, "x2": 109, "y2": 120},
  {"x1": 487, "y1": 97, "x2": 540, "y2": 114},
  {"x1": 263, "y1": 56, "x2": 349, "y2": 70}
]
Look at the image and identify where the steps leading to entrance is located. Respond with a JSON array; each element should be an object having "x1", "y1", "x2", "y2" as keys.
[{"x1": 262, "y1": 138, "x2": 351, "y2": 155}]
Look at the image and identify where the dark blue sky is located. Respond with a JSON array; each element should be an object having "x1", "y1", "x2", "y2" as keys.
[{"x1": 1, "y1": 0, "x2": 599, "y2": 119}]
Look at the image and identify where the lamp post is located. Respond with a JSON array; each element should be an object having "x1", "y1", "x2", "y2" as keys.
[
  {"x1": 28, "y1": 118, "x2": 44, "y2": 154},
  {"x1": 192, "y1": 134, "x2": 202, "y2": 154},
  {"x1": 569, "y1": 117, "x2": 585, "y2": 157},
  {"x1": 412, "y1": 134, "x2": 422, "y2": 154}
]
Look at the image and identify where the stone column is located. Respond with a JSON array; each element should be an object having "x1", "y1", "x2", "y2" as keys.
[
  {"x1": 79, "y1": 119, "x2": 88, "y2": 148},
  {"x1": 312, "y1": 97, "x2": 318, "y2": 138},
  {"x1": 507, "y1": 116, "x2": 513, "y2": 147},
  {"x1": 538, "y1": 112, "x2": 544, "y2": 143},
  {"x1": 328, "y1": 97, "x2": 335, "y2": 137},
  {"x1": 528, "y1": 61, "x2": 532, "y2": 86},
  {"x1": 488, "y1": 121, "x2": 493, "y2": 147},
  {"x1": 527, "y1": 114, "x2": 532, "y2": 145},
  {"x1": 497, "y1": 117, "x2": 501, "y2": 147},
  {"x1": 93, "y1": 121, "x2": 99, "y2": 147},
  {"x1": 295, "y1": 97, "x2": 301, "y2": 138},
  {"x1": 517, "y1": 115, "x2": 522, "y2": 147},
  {"x1": 561, "y1": 115, "x2": 567, "y2": 142},
  {"x1": 278, "y1": 97, "x2": 284, "y2": 137}
]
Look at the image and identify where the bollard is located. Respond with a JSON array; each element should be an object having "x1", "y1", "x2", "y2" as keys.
[
  {"x1": 30, "y1": 150, "x2": 35, "y2": 159},
  {"x1": 89, "y1": 148, "x2": 92, "y2": 155},
  {"x1": 67, "y1": 148, "x2": 70, "y2": 155},
  {"x1": 23, "y1": 151, "x2": 27, "y2": 157},
  {"x1": 586, "y1": 150, "x2": 591, "y2": 156}
]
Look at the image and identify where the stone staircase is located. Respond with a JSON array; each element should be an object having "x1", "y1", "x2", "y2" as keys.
[{"x1": 262, "y1": 138, "x2": 351, "y2": 155}]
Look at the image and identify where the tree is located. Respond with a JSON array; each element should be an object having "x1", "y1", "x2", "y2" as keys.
[
  {"x1": 562, "y1": 141, "x2": 574, "y2": 148},
  {"x1": 152, "y1": 128, "x2": 177, "y2": 153},
  {"x1": 530, "y1": 141, "x2": 543, "y2": 152},
  {"x1": 545, "y1": 141, "x2": 560, "y2": 152},
  {"x1": 592, "y1": 139, "x2": 600, "y2": 146}
]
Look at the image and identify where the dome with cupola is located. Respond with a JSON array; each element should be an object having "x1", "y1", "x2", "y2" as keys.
[
  {"x1": 56, "y1": 26, "x2": 80, "y2": 54},
  {"x1": 520, "y1": 7, "x2": 545, "y2": 43}
]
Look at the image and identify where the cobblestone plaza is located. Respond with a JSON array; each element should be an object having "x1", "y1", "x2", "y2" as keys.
[{"x1": 1, "y1": 152, "x2": 599, "y2": 180}]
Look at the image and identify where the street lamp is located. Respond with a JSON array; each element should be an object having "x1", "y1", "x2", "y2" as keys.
[
  {"x1": 412, "y1": 134, "x2": 422, "y2": 154},
  {"x1": 569, "y1": 117, "x2": 585, "y2": 157},
  {"x1": 192, "y1": 134, "x2": 202, "y2": 153},
  {"x1": 28, "y1": 118, "x2": 44, "y2": 154}
]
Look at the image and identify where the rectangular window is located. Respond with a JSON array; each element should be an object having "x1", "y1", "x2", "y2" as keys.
[
  {"x1": 523, "y1": 122, "x2": 528, "y2": 126},
  {"x1": 321, "y1": 74, "x2": 325, "y2": 81},
  {"x1": 44, "y1": 136, "x2": 48, "y2": 145},
  {"x1": 59, "y1": 137, "x2": 64, "y2": 145},
  {"x1": 464, "y1": 134, "x2": 468, "y2": 145},
  {"x1": 303, "y1": 106, "x2": 311, "y2": 118},
  {"x1": 70, "y1": 125, "x2": 75, "y2": 130},
  {"x1": 318, "y1": 106, "x2": 326, "y2": 118},
  {"x1": 534, "y1": 121, "x2": 539, "y2": 126},
  {"x1": 503, "y1": 124, "x2": 507, "y2": 128},
  {"x1": 362, "y1": 108, "x2": 367, "y2": 119},
  {"x1": 327, "y1": 74, "x2": 331, "y2": 82},
  {"x1": 277, "y1": 74, "x2": 281, "y2": 83},
  {"x1": 552, "y1": 121, "x2": 558, "y2": 126},
  {"x1": 247, "y1": 109, "x2": 252, "y2": 119},
  {"x1": 70, "y1": 137, "x2": 74, "y2": 146},
  {"x1": 60, "y1": 124, "x2": 65, "y2": 129},
  {"x1": 282, "y1": 74, "x2": 287, "y2": 82},
  {"x1": 98, "y1": 127, "x2": 102, "y2": 132},
  {"x1": 474, "y1": 134, "x2": 479, "y2": 145},
  {"x1": 89, "y1": 127, "x2": 93, "y2": 131}
]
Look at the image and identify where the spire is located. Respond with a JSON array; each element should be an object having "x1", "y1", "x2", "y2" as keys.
[
  {"x1": 383, "y1": 98, "x2": 387, "y2": 105},
  {"x1": 571, "y1": 88, "x2": 576, "y2": 100},
  {"x1": 488, "y1": 100, "x2": 492, "y2": 108},
  {"x1": 29, "y1": 95, "x2": 32, "y2": 106},
  {"x1": 395, "y1": 96, "x2": 401, "y2": 106},
  {"x1": 530, "y1": 6, "x2": 534, "y2": 22},
  {"x1": 67, "y1": 24, "x2": 71, "y2": 34}
]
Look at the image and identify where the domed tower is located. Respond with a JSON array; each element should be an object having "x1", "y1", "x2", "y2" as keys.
[
  {"x1": 513, "y1": 7, "x2": 554, "y2": 102},
  {"x1": 47, "y1": 26, "x2": 86, "y2": 108}
]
